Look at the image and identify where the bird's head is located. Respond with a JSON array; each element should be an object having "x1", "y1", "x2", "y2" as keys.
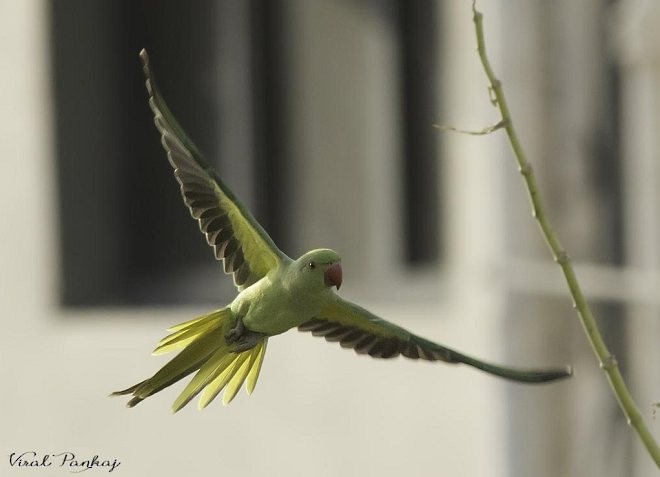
[{"x1": 292, "y1": 248, "x2": 342, "y2": 293}]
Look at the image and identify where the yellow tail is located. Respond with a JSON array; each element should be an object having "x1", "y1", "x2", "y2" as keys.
[{"x1": 112, "y1": 308, "x2": 268, "y2": 411}]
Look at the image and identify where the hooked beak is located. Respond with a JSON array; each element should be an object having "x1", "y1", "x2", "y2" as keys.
[{"x1": 324, "y1": 262, "x2": 342, "y2": 290}]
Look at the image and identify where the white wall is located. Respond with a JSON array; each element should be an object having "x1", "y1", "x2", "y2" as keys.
[
  {"x1": 7, "y1": 1, "x2": 655, "y2": 475},
  {"x1": 0, "y1": 1, "x2": 509, "y2": 476}
]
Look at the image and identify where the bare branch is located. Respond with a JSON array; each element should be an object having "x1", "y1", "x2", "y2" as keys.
[
  {"x1": 434, "y1": 119, "x2": 508, "y2": 136},
  {"x1": 454, "y1": 1, "x2": 660, "y2": 467}
]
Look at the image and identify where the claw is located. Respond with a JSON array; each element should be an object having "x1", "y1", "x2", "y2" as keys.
[
  {"x1": 233, "y1": 331, "x2": 266, "y2": 353},
  {"x1": 225, "y1": 317, "x2": 265, "y2": 352},
  {"x1": 225, "y1": 317, "x2": 245, "y2": 343}
]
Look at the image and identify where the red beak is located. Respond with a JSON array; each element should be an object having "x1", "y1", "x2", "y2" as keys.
[{"x1": 324, "y1": 262, "x2": 342, "y2": 290}]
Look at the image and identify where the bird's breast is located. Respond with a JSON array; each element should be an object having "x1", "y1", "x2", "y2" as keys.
[{"x1": 240, "y1": 285, "x2": 324, "y2": 336}]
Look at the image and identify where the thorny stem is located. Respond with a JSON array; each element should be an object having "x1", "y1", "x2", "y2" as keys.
[{"x1": 467, "y1": 0, "x2": 660, "y2": 467}]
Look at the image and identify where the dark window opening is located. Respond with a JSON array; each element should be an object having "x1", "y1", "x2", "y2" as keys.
[
  {"x1": 52, "y1": 0, "x2": 442, "y2": 307},
  {"x1": 51, "y1": 0, "x2": 289, "y2": 306},
  {"x1": 397, "y1": 0, "x2": 441, "y2": 265}
]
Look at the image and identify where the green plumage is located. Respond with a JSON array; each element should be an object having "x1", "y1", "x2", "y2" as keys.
[
  {"x1": 112, "y1": 308, "x2": 269, "y2": 410},
  {"x1": 112, "y1": 49, "x2": 571, "y2": 413}
]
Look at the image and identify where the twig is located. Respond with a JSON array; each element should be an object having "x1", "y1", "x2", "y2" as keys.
[
  {"x1": 434, "y1": 119, "x2": 507, "y2": 136},
  {"x1": 464, "y1": 0, "x2": 660, "y2": 467}
]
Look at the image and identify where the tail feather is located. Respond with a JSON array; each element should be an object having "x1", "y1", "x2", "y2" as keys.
[
  {"x1": 166, "y1": 312, "x2": 219, "y2": 333},
  {"x1": 171, "y1": 349, "x2": 235, "y2": 412},
  {"x1": 153, "y1": 309, "x2": 226, "y2": 355},
  {"x1": 110, "y1": 380, "x2": 146, "y2": 397},
  {"x1": 112, "y1": 308, "x2": 269, "y2": 411},
  {"x1": 222, "y1": 353, "x2": 255, "y2": 406},
  {"x1": 197, "y1": 340, "x2": 268, "y2": 409},
  {"x1": 127, "y1": 396, "x2": 144, "y2": 408},
  {"x1": 198, "y1": 353, "x2": 250, "y2": 409},
  {"x1": 246, "y1": 339, "x2": 267, "y2": 395}
]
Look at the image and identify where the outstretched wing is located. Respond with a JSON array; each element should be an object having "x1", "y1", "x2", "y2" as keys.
[
  {"x1": 140, "y1": 49, "x2": 287, "y2": 290},
  {"x1": 299, "y1": 297, "x2": 572, "y2": 383}
]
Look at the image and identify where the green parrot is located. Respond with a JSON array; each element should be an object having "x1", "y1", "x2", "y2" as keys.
[{"x1": 112, "y1": 49, "x2": 572, "y2": 413}]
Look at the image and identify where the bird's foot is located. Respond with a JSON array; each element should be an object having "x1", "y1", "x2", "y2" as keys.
[
  {"x1": 226, "y1": 317, "x2": 265, "y2": 353},
  {"x1": 225, "y1": 317, "x2": 246, "y2": 343},
  {"x1": 233, "y1": 331, "x2": 266, "y2": 353}
]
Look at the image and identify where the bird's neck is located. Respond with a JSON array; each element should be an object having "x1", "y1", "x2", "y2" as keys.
[{"x1": 280, "y1": 264, "x2": 333, "y2": 314}]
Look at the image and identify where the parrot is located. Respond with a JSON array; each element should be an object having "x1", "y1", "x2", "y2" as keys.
[{"x1": 112, "y1": 49, "x2": 572, "y2": 413}]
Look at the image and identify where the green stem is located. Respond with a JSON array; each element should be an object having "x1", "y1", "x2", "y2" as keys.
[{"x1": 469, "y1": 0, "x2": 660, "y2": 467}]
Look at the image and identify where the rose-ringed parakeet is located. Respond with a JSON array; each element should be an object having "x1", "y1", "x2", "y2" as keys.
[{"x1": 112, "y1": 49, "x2": 572, "y2": 413}]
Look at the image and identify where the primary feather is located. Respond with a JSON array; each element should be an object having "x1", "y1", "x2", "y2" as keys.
[
  {"x1": 140, "y1": 49, "x2": 286, "y2": 289},
  {"x1": 299, "y1": 298, "x2": 571, "y2": 383}
]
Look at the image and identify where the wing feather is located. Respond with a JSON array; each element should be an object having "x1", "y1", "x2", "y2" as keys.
[
  {"x1": 140, "y1": 49, "x2": 288, "y2": 290},
  {"x1": 299, "y1": 297, "x2": 572, "y2": 384}
]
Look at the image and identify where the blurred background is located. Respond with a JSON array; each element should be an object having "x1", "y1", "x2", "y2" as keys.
[{"x1": 1, "y1": 0, "x2": 659, "y2": 475}]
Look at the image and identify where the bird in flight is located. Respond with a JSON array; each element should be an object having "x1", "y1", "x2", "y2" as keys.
[{"x1": 112, "y1": 49, "x2": 572, "y2": 413}]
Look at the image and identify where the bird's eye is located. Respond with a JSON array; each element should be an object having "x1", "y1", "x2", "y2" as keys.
[{"x1": 308, "y1": 261, "x2": 316, "y2": 270}]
